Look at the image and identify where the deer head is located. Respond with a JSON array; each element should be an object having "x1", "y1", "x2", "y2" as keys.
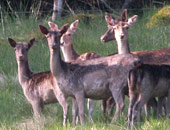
[
  {"x1": 60, "y1": 20, "x2": 79, "y2": 47},
  {"x1": 39, "y1": 23, "x2": 69, "y2": 50},
  {"x1": 101, "y1": 9, "x2": 138, "y2": 43},
  {"x1": 8, "y1": 38, "x2": 35, "y2": 62}
]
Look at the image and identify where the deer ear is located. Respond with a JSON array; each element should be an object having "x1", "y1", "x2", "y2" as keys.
[
  {"x1": 60, "y1": 24, "x2": 70, "y2": 35},
  {"x1": 69, "y1": 20, "x2": 79, "y2": 33},
  {"x1": 8, "y1": 38, "x2": 16, "y2": 48},
  {"x1": 105, "y1": 13, "x2": 115, "y2": 26},
  {"x1": 127, "y1": 15, "x2": 138, "y2": 26},
  {"x1": 28, "y1": 38, "x2": 35, "y2": 49},
  {"x1": 48, "y1": 21, "x2": 58, "y2": 30},
  {"x1": 39, "y1": 25, "x2": 49, "y2": 35},
  {"x1": 122, "y1": 9, "x2": 128, "y2": 22}
]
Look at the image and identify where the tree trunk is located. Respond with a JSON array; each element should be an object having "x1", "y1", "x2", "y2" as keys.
[{"x1": 52, "y1": 0, "x2": 63, "y2": 21}]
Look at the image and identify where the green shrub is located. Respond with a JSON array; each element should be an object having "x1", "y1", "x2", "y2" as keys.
[
  {"x1": 67, "y1": 13, "x2": 97, "y2": 24},
  {"x1": 146, "y1": 6, "x2": 170, "y2": 28}
]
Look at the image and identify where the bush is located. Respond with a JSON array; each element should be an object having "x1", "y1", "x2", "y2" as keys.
[
  {"x1": 67, "y1": 13, "x2": 97, "y2": 24},
  {"x1": 146, "y1": 6, "x2": 170, "y2": 28}
]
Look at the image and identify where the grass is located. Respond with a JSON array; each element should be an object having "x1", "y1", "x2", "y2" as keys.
[{"x1": 1, "y1": 8, "x2": 170, "y2": 129}]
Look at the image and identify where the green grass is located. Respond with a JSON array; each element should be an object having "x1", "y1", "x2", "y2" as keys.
[{"x1": 1, "y1": 9, "x2": 170, "y2": 129}]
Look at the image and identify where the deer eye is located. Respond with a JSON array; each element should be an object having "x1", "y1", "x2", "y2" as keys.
[
  {"x1": 25, "y1": 48, "x2": 29, "y2": 51},
  {"x1": 67, "y1": 33, "x2": 71, "y2": 36},
  {"x1": 14, "y1": 48, "x2": 17, "y2": 51}
]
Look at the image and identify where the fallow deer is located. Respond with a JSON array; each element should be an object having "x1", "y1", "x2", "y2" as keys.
[
  {"x1": 59, "y1": 19, "x2": 125, "y2": 118},
  {"x1": 101, "y1": 9, "x2": 169, "y2": 117},
  {"x1": 59, "y1": 20, "x2": 100, "y2": 62},
  {"x1": 128, "y1": 63, "x2": 170, "y2": 128},
  {"x1": 8, "y1": 37, "x2": 69, "y2": 125},
  {"x1": 47, "y1": 20, "x2": 99, "y2": 123},
  {"x1": 56, "y1": 20, "x2": 99, "y2": 121},
  {"x1": 39, "y1": 24, "x2": 141, "y2": 124},
  {"x1": 101, "y1": 9, "x2": 170, "y2": 64}
]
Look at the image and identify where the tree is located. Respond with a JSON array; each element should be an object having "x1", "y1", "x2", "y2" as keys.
[{"x1": 52, "y1": 0, "x2": 63, "y2": 21}]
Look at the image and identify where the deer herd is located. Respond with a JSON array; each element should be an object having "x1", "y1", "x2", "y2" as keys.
[{"x1": 7, "y1": 9, "x2": 170, "y2": 128}]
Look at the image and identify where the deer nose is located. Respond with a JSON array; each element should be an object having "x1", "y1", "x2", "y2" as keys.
[
  {"x1": 51, "y1": 43, "x2": 57, "y2": 49},
  {"x1": 100, "y1": 35, "x2": 106, "y2": 42},
  {"x1": 60, "y1": 41, "x2": 65, "y2": 46},
  {"x1": 19, "y1": 55, "x2": 24, "y2": 60},
  {"x1": 120, "y1": 34, "x2": 124, "y2": 39},
  {"x1": 60, "y1": 39, "x2": 65, "y2": 46}
]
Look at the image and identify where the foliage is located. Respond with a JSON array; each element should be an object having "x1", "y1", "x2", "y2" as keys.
[
  {"x1": 1, "y1": 8, "x2": 170, "y2": 130},
  {"x1": 67, "y1": 13, "x2": 97, "y2": 24},
  {"x1": 146, "y1": 6, "x2": 170, "y2": 28}
]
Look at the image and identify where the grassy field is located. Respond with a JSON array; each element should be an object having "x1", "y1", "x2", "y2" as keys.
[{"x1": 0, "y1": 8, "x2": 170, "y2": 130}]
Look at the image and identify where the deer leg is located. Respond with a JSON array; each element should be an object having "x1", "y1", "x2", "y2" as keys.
[
  {"x1": 53, "y1": 86, "x2": 69, "y2": 126},
  {"x1": 151, "y1": 98, "x2": 158, "y2": 117},
  {"x1": 111, "y1": 91, "x2": 124, "y2": 123},
  {"x1": 87, "y1": 99, "x2": 94, "y2": 122},
  {"x1": 144, "y1": 98, "x2": 157, "y2": 118},
  {"x1": 31, "y1": 101, "x2": 43, "y2": 118},
  {"x1": 166, "y1": 90, "x2": 170, "y2": 116},
  {"x1": 157, "y1": 96, "x2": 165, "y2": 118},
  {"x1": 72, "y1": 98, "x2": 78, "y2": 125},
  {"x1": 101, "y1": 99, "x2": 107, "y2": 116},
  {"x1": 128, "y1": 92, "x2": 138, "y2": 128},
  {"x1": 107, "y1": 97, "x2": 115, "y2": 115},
  {"x1": 75, "y1": 91, "x2": 85, "y2": 124},
  {"x1": 163, "y1": 98, "x2": 167, "y2": 116},
  {"x1": 131, "y1": 93, "x2": 150, "y2": 127},
  {"x1": 144, "y1": 103, "x2": 150, "y2": 118}
]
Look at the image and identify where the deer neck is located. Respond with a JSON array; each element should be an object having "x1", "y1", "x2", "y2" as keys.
[
  {"x1": 17, "y1": 60, "x2": 32, "y2": 85},
  {"x1": 49, "y1": 48, "x2": 66, "y2": 78},
  {"x1": 116, "y1": 37, "x2": 130, "y2": 54},
  {"x1": 61, "y1": 43, "x2": 79, "y2": 62}
]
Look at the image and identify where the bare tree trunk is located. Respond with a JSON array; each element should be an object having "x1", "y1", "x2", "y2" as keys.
[
  {"x1": 52, "y1": 0, "x2": 63, "y2": 21},
  {"x1": 0, "y1": 1, "x2": 4, "y2": 34}
]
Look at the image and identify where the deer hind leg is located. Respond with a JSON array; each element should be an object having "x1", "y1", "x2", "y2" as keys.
[
  {"x1": 144, "y1": 98, "x2": 157, "y2": 118},
  {"x1": 144, "y1": 103, "x2": 150, "y2": 118},
  {"x1": 157, "y1": 96, "x2": 165, "y2": 118},
  {"x1": 75, "y1": 91, "x2": 85, "y2": 124},
  {"x1": 107, "y1": 97, "x2": 115, "y2": 115},
  {"x1": 128, "y1": 92, "x2": 138, "y2": 128},
  {"x1": 101, "y1": 99, "x2": 107, "y2": 116},
  {"x1": 163, "y1": 98, "x2": 167, "y2": 116},
  {"x1": 165, "y1": 90, "x2": 170, "y2": 117},
  {"x1": 131, "y1": 93, "x2": 150, "y2": 127},
  {"x1": 150, "y1": 98, "x2": 158, "y2": 117},
  {"x1": 72, "y1": 98, "x2": 78, "y2": 126},
  {"x1": 111, "y1": 90, "x2": 125, "y2": 123},
  {"x1": 87, "y1": 99, "x2": 94, "y2": 122}
]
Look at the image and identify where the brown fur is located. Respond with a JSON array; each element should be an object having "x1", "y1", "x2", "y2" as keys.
[
  {"x1": 8, "y1": 38, "x2": 57, "y2": 117},
  {"x1": 40, "y1": 23, "x2": 141, "y2": 125},
  {"x1": 101, "y1": 10, "x2": 167, "y2": 117},
  {"x1": 128, "y1": 64, "x2": 170, "y2": 127},
  {"x1": 57, "y1": 20, "x2": 100, "y2": 122},
  {"x1": 8, "y1": 37, "x2": 69, "y2": 126}
]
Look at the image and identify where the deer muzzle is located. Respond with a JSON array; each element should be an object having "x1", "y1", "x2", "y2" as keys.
[{"x1": 51, "y1": 43, "x2": 57, "y2": 49}]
